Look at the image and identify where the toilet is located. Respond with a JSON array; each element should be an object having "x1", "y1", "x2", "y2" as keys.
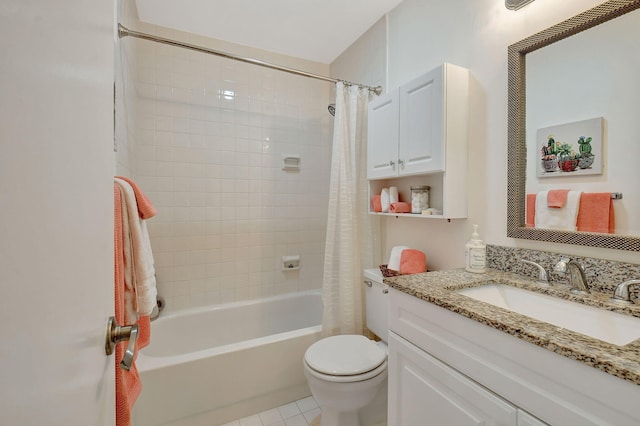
[{"x1": 304, "y1": 269, "x2": 389, "y2": 426}]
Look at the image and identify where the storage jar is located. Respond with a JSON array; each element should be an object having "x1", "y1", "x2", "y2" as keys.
[{"x1": 410, "y1": 186, "x2": 430, "y2": 213}]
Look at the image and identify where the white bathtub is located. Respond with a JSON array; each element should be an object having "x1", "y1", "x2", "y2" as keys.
[{"x1": 132, "y1": 290, "x2": 323, "y2": 426}]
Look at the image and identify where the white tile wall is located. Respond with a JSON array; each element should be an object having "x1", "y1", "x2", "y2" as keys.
[{"x1": 119, "y1": 31, "x2": 333, "y2": 312}]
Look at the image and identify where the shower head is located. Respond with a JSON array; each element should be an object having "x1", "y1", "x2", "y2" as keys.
[{"x1": 328, "y1": 104, "x2": 336, "y2": 116}]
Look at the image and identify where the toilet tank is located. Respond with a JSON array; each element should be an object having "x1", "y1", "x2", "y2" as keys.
[{"x1": 363, "y1": 268, "x2": 389, "y2": 342}]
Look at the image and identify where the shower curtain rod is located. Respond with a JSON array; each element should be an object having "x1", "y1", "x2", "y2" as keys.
[{"x1": 118, "y1": 24, "x2": 383, "y2": 96}]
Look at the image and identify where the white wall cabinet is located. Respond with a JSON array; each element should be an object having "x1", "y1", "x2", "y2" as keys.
[
  {"x1": 367, "y1": 63, "x2": 469, "y2": 219},
  {"x1": 368, "y1": 89, "x2": 399, "y2": 178},
  {"x1": 389, "y1": 288, "x2": 640, "y2": 425}
]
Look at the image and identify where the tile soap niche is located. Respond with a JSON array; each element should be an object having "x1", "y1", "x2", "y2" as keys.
[
  {"x1": 282, "y1": 255, "x2": 300, "y2": 270},
  {"x1": 282, "y1": 156, "x2": 301, "y2": 171}
]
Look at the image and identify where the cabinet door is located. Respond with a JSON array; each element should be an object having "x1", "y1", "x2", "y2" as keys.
[
  {"x1": 367, "y1": 88, "x2": 399, "y2": 179},
  {"x1": 389, "y1": 332, "x2": 517, "y2": 426},
  {"x1": 398, "y1": 67, "x2": 444, "y2": 175}
]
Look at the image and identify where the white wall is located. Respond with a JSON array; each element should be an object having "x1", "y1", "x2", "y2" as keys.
[
  {"x1": 332, "y1": 0, "x2": 639, "y2": 268},
  {"x1": 115, "y1": 0, "x2": 139, "y2": 176},
  {"x1": 116, "y1": 22, "x2": 333, "y2": 312}
]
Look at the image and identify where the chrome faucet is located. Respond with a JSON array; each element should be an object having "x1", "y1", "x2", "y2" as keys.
[
  {"x1": 553, "y1": 257, "x2": 590, "y2": 294},
  {"x1": 519, "y1": 258, "x2": 549, "y2": 285},
  {"x1": 611, "y1": 279, "x2": 640, "y2": 304}
]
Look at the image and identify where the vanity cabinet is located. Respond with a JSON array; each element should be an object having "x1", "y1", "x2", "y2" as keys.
[
  {"x1": 388, "y1": 332, "x2": 519, "y2": 425},
  {"x1": 517, "y1": 410, "x2": 549, "y2": 426},
  {"x1": 388, "y1": 288, "x2": 640, "y2": 425},
  {"x1": 389, "y1": 332, "x2": 549, "y2": 425},
  {"x1": 367, "y1": 63, "x2": 468, "y2": 219}
]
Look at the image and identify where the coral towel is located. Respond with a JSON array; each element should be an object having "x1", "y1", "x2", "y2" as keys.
[
  {"x1": 372, "y1": 195, "x2": 382, "y2": 212},
  {"x1": 547, "y1": 189, "x2": 570, "y2": 208},
  {"x1": 526, "y1": 194, "x2": 536, "y2": 228},
  {"x1": 114, "y1": 178, "x2": 157, "y2": 319},
  {"x1": 115, "y1": 175, "x2": 157, "y2": 219},
  {"x1": 114, "y1": 178, "x2": 157, "y2": 426},
  {"x1": 114, "y1": 185, "x2": 141, "y2": 426},
  {"x1": 399, "y1": 249, "x2": 427, "y2": 274},
  {"x1": 577, "y1": 192, "x2": 615, "y2": 234},
  {"x1": 389, "y1": 202, "x2": 411, "y2": 213}
]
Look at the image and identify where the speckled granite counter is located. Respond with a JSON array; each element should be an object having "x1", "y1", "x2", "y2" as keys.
[{"x1": 384, "y1": 268, "x2": 640, "y2": 386}]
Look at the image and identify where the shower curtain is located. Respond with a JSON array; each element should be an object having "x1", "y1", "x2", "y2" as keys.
[{"x1": 322, "y1": 82, "x2": 380, "y2": 337}]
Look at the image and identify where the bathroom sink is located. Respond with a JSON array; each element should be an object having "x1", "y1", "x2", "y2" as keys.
[{"x1": 457, "y1": 284, "x2": 640, "y2": 346}]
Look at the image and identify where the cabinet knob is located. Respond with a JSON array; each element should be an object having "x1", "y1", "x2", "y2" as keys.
[
  {"x1": 398, "y1": 159, "x2": 404, "y2": 168},
  {"x1": 389, "y1": 160, "x2": 395, "y2": 167}
]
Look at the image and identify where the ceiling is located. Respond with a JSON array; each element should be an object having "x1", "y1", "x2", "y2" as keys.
[{"x1": 134, "y1": 0, "x2": 404, "y2": 64}]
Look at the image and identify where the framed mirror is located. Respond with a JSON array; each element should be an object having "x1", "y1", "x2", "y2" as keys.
[{"x1": 507, "y1": 0, "x2": 640, "y2": 251}]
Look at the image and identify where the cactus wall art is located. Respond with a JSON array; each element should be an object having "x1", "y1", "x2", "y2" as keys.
[{"x1": 535, "y1": 117, "x2": 604, "y2": 178}]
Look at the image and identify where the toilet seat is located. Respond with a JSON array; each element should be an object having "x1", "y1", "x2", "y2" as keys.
[
  {"x1": 304, "y1": 335, "x2": 387, "y2": 382},
  {"x1": 305, "y1": 358, "x2": 388, "y2": 383}
]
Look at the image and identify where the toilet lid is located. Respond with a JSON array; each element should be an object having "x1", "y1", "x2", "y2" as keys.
[{"x1": 304, "y1": 335, "x2": 387, "y2": 376}]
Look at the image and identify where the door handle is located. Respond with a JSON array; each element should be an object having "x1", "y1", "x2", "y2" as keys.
[{"x1": 105, "y1": 316, "x2": 139, "y2": 371}]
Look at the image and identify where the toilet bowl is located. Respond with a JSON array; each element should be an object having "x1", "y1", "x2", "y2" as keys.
[{"x1": 304, "y1": 269, "x2": 389, "y2": 426}]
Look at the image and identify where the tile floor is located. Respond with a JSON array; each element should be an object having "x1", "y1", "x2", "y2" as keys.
[{"x1": 221, "y1": 396, "x2": 321, "y2": 426}]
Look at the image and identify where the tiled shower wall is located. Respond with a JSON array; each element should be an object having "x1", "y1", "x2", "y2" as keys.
[{"x1": 117, "y1": 26, "x2": 333, "y2": 312}]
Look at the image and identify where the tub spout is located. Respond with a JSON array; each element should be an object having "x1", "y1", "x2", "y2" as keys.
[{"x1": 150, "y1": 295, "x2": 165, "y2": 321}]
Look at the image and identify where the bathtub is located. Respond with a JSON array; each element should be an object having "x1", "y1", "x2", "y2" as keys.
[{"x1": 132, "y1": 290, "x2": 323, "y2": 426}]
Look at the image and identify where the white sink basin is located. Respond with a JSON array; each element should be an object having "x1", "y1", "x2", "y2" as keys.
[{"x1": 457, "y1": 284, "x2": 640, "y2": 346}]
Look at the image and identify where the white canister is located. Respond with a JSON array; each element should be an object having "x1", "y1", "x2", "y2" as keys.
[
  {"x1": 410, "y1": 186, "x2": 430, "y2": 214},
  {"x1": 381, "y1": 188, "x2": 390, "y2": 213},
  {"x1": 389, "y1": 186, "x2": 399, "y2": 204}
]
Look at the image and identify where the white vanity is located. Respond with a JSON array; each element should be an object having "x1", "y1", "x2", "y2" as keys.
[{"x1": 385, "y1": 269, "x2": 640, "y2": 425}]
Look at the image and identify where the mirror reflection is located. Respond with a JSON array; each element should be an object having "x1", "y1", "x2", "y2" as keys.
[
  {"x1": 525, "y1": 7, "x2": 640, "y2": 237},
  {"x1": 507, "y1": 0, "x2": 640, "y2": 251}
]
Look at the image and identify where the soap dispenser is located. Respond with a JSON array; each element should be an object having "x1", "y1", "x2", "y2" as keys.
[{"x1": 465, "y1": 224, "x2": 486, "y2": 273}]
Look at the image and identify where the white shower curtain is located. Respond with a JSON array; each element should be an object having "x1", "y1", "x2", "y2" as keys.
[{"x1": 322, "y1": 82, "x2": 381, "y2": 337}]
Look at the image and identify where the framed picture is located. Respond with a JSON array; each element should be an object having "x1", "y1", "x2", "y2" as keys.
[{"x1": 536, "y1": 117, "x2": 604, "y2": 178}]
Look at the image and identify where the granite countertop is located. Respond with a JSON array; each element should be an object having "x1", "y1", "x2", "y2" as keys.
[{"x1": 384, "y1": 268, "x2": 640, "y2": 386}]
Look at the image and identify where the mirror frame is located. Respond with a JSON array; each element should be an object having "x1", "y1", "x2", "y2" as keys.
[{"x1": 507, "y1": 0, "x2": 640, "y2": 252}]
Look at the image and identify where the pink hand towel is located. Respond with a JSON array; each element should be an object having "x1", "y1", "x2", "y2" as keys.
[
  {"x1": 115, "y1": 178, "x2": 158, "y2": 319},
  {"x1": 372, "y1": 195, "x2": 382, "y2": 212},
  {"x1": 399, "y1": 249, "x2": 427, "y2": 274},
  {"x1": 526, "y1": 194, "x2": 536, "y2": 228},
  {"x1": 547, "y1": 189, "x2": 570, "y2": 208},
  {"x1": 576, "y1": 193, "x2": 615, "y2": 233},
  {"x1": 115, "y1": 175, "x2": 157, "y2": 219},
  {"x1": 114, "y1": 185, "x2": 142, "y2": 426},
  {"x1": 114, "y1": 177, "x2": 158, "y2": 426},
  {"x1": 389, "y1": 202, "x2": 411, "y2": 213}
]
